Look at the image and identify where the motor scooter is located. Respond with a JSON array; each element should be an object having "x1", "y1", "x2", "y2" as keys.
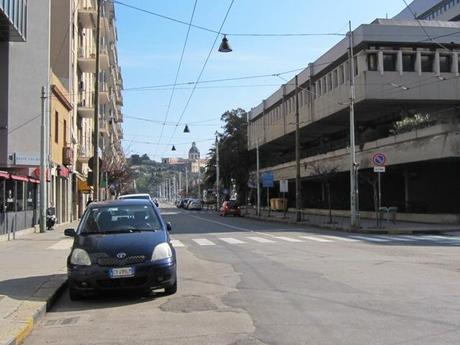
[{"x1": 46, "y1": 207, "x2": 57, "y2": 230}]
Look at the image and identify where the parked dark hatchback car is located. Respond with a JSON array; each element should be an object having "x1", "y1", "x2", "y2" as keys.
[{"x1": 64, "y1": 199, "x2": 177, "y2": 300}]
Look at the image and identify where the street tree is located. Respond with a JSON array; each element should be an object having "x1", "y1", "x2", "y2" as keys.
[
  {"x1": 203, "y1": 108, "x2": 250, "y2": 203},
  {"x1": 308, "y1": 162, "x2": 338, "y2": 224}
]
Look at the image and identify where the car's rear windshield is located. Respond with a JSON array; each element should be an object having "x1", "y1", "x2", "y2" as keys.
[{"x1": 79, "y1": 204, "x2": 162, "y2": 234}]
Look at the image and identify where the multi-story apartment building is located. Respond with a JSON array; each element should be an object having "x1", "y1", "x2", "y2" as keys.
[
  {"x1": 52, "y1": 0, "x2": 124, "y2": 217},
  {"x1": 0, "y1": 0, "x2": 47, "y2": 236},
  {"x1": 247, "y1": 19, "x2": 460, "y2": 222},
  {"x1": 0, "y1": 0, "x2": 125, "y2": 235}
]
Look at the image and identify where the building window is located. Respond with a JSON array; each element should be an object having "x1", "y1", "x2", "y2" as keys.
[
  {"x1": 383, "y1": 53, "x2": 397, "y2": 71},
  {"x1": 421, "y1": 54, "x2": 434, "y2": 72},
  {"x1": 63, "y1": 120, "x2": 67, "y2": 145},
  {"x1": 338, "y1": 65, "x2": 344, "y2": 84},
  {"x1": 327, "y1": 73, "x2": 332, "y2": 91},
  {"x1": 55, "y1": 111, "x2": 59, "y2": 144},
  {"x1": 354, "y1": 56, "x2": 358, "y2": 76},
  {"x1": 367, "y1": 53, "x2": 378, "y2": 71},
  {"x1": 402, "y1": 53, "x2": 415, "y2": 72},
  {"x1": 439, "y1": 54, "x2": 452, "y2": 73},
  {"x1": 333, "y1": 69, "x2": 338, "y2": 88}
]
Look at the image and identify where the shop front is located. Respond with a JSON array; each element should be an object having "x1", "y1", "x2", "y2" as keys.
[{"x1": 0, "y1": 171, "x2": 38, "y2": 237}]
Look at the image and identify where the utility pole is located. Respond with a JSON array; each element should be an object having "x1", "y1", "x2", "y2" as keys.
[
  {"x1": 197, "y1": 168, "x2": 201, "y2": 200},
  {"x1": 215, "y1": 136, "x2": 220, "y2": 211},
  {"x1": 295, "y1": 75, "x2": 301, "y2": 222},
  {"x1": 185, "y1": 166, "x2": 189, "y2": 197},
  {"x1": 256, "y1": 139, "x2": 260, "y2": 216},
  {"x1": 39, "y1": 87, "x2": 47, "y2": 233},
  {"x1": 348, "y1": 21, "x2": 360, "y2": 228},
  {"x1": 172, "y1": 175, "x2": 176, "y2": 201},
  {"x1": 178, "y1": 171, "x2": 182, "y2": 197},
  {"x1": 92, "y1": 0, "x2": 101, "y2": 201}
]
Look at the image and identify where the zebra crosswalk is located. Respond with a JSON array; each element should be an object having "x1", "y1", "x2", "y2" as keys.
[{"x1": 170, "y1": 233, "x2": 460, "y2": 249}]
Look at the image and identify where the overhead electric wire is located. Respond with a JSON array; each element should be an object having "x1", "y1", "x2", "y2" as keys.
[
  {"x1": 122, "y1": 67, "x2": 305, "y2": 92},
  {"x1": 153, "y1": 0, "x2": 198, "y2": 159},
  {"x1": 122, "y1": 138, "x2": 215, "y2": 146},
  {"x1": 166, "y1": 0, "x2": 236, "y2": 148},
  {"x1": 112, "y1": 0, "x2": 345, "y2": 38},
  {"x1": 401, "y1": 0, "x2": 450, "y2": 51}
]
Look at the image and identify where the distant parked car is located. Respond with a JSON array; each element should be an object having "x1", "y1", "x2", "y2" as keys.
[
  {"x1": 187, "y1": 199, "x2": 202, "y2": 210},
  {"x1": 219, "y1": 201, "x2": 241, "y2": 217},
  {"x1": 178, "y1": 198, "x2": 190, "y2": 208},
  {"x1": 118, "y1": 194, "x2": 159, "y2": 207}
]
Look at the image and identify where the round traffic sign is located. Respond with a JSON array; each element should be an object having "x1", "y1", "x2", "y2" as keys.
[{"x1": 372, "y1": 153, "x2": 386, "y2": 166}]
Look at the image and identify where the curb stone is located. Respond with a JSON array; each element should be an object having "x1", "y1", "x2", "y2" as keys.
[{"x1": 243, "y1": 213, "x2": 458, "y2": 234}]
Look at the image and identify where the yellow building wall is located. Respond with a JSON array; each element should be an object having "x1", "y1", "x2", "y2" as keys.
[{"x1": 50, "y1": 73, "x2": 72, "y2": 166}]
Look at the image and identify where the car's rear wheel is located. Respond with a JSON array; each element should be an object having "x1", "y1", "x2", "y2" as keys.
[
  {"x1": 69, "y1": 288, "x2": 83, "y2": 301},
  {"x1": 164, "y1": 280, "x2": 177, "y2": 295}
]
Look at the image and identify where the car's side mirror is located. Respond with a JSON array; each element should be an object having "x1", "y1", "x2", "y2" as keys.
[
  {"x1": 64, "y1": 228, "x2": 76, "y2": 237},
  {"x1": 166, "y1": 222, "x2": 172, "y2": 232}
]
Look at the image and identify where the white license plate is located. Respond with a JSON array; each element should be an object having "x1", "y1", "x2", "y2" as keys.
[{"x1": 110, "y1": 267, "x2": 135, "y2": 278}]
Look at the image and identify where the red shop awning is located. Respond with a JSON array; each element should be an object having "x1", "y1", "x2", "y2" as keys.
[
  {"x1": 10, "y1": 174, "x2": 29, "y2": 182},
  {"x1": 0, "y1": 171, "x2": 9, "y2": 179},
  {"x1": 10, "y1": 175, "x2": 29, "y2": 182}
]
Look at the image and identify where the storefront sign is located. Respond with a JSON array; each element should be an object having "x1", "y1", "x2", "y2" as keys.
[{"x1": 13, "y1": 153, "x2": 40, "y2": 166}]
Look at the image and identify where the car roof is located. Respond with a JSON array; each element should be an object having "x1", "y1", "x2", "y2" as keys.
[
  {"x1": 118, "y1": 193, "x2": 151, "y2": 198},
  {"x1": 87, "y1": 199, "x2": 154, "y2": 208}
]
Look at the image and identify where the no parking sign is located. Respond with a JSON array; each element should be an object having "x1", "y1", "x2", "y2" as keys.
[{"x1": 372, "y1": 153, "x2": 386, "y2": 167}]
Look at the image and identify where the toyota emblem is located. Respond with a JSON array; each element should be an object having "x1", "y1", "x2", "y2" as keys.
[{"x1": 116, "y1": 252, "x2": 127, "y2": 259}]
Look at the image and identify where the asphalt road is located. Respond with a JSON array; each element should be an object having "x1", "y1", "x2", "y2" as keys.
[{"x1": 26, "y1": 206, "x2": 460, "y2": 345}]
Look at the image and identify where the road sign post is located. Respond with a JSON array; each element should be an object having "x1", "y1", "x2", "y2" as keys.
[
  {"x1": 262, "y1": 172, "x2": 274, "y2": 217},
  {"x1": 280, "y1": 180, "x2": 288, "y2": 217},
  {"x1": 372, "y1": 153, "x2": 387, "y2": 228}
]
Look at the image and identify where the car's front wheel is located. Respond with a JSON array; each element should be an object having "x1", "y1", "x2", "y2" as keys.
[
  {"x1": 164, "y1": 280, "x2": 177, "y2": 295},
  {"x1": 69, "y1": 288, "x2": 83, "y2": 301}
]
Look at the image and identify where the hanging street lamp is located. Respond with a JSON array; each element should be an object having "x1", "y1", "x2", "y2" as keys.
[{"x1": 218, "y1": 35, "x2": 232, "y2": 53}]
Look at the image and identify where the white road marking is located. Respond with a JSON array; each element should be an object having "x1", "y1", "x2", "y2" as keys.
[
  {"x1": 171, "y1": 239, "x2": 185, "y2": 248},
  {"x1": 219, "y1": 237, "x2": 246, "y2": 244},
  {"x1": 192, "y1": 238, "x2": 216, "y2": 246},
  {"x1": 247, "y1": 236, "x2": 276, "y2": 243},
  {"x1": 273, "y1": 236, "x2": 303, "y2": 243},
  {"x1": 299, "y1": 236, "x2": 332, "y2": 243},
  {"x1": 48, "y1": 239, "x2": 73, "y2": 250},
  {"x1": 317, "y1": 235, "x2": 359, "y2": 242},
  {"x1": 377, "y1": 235, "x2": 418, "y2": 242},
  {"x1": 349, "y1": 235, "x2": 390, "y2": 243},
  {"x1": 161, "y1": 212, "x2": 179, "y2": 215}
]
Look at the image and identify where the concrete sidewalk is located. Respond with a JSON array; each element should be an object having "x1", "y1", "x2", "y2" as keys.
[
  {"x1": 242, "y1": 207, "x2": 460, "y2": 234},
  {"x1": 0, "y1": 221, "x2": 78, "y2": 345}
]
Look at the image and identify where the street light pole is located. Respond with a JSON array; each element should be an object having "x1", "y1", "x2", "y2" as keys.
[
  {"x1": 215, "y1": 136, "x2": 220, "y2": 211},
  {"x1": 185, "y1": 166, "x2": 189, "y2": 197},
  {"x1": 348, "y1": 21, "x2": 359, "y2": 228},
  {"x1": 295, "y1": 75, "x2": 301, "y2": 222},
  {"x1": 256, "y1": 139, "x2": 260, "y2": 216},
  {"x1": 39, "y1": 86, "x2": 47, "y2": 233},
  {"x1": 92, "y1": 0, "x2": 102, "y2": 201}
]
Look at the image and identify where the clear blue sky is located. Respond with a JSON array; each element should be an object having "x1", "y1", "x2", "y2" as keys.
[{"x1": 116, "y1": 0, "x2": 406, "y2": 161}]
